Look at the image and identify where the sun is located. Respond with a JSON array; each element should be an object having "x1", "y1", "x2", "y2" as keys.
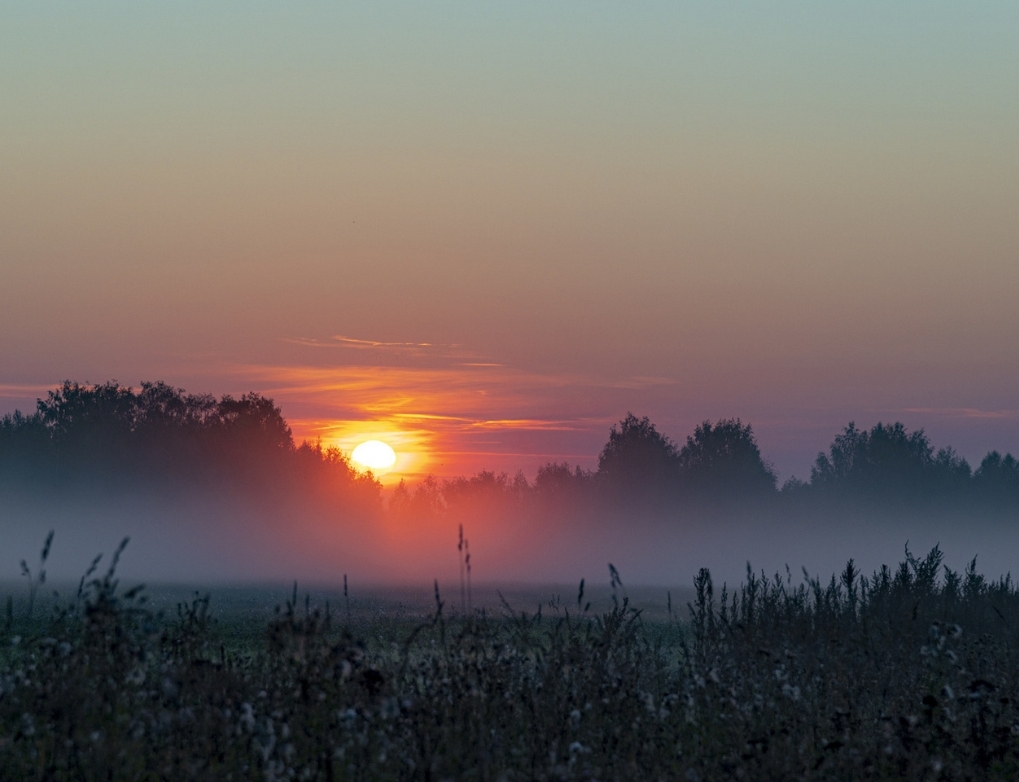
[{"x1": 351, "y1": 439, "x2": 397, "y2": 471}]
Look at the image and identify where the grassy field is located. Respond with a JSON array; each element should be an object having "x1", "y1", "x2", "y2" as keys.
[{"x1": 3, "y1": 540, "x2": 1019, "y2": 780}]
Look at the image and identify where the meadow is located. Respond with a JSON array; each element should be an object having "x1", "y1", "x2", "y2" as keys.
[{"x1": 3, "y1": 537, "x2": 1019, "y2": 780}]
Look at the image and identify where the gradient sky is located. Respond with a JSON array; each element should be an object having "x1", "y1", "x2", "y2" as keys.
[{"x1": 2, "y1": 2, "x2": 1018, "y2": 482}]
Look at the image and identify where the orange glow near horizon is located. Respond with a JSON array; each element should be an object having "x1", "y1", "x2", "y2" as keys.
[
  {"x1": 292, "y1": 418, "x2": 431, "y2": 485},
  {"x1": 229, "y1": 360, "x2": 624, "y2": 484}
]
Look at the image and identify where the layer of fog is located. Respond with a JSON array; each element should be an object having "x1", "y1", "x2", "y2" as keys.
[{"x1": 2, "y1": 491, "x2": 1016, "y2": 596}]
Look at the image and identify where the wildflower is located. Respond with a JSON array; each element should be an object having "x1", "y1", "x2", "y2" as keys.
[
  {"x1": 161, "y1": 677, "x2": 178, "y2": 698},
  {"x1": 239, "y1": 702, "x2": 256, "y2": 731},
  {"x1": 257, "y1": 733, "x2": 276, "y2": 763}
]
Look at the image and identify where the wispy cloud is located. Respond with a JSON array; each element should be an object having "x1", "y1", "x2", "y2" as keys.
[
  {"x1": 0, "y1": 383, "x2": 57, "y2": 400},
  {"x1": 332, "y1": 336, "x2": 436, "y2": 349},
  {"x1": 282, "y1": 335, "x2": 475, "y2": 363},
  {"x1": 470, "y1": 418, "x2": 609, "y2": 432},
  {"x1": 220, "y1": 357, "x2": 669, "y2": 479},
  {"x1": 903, "y1": 407, "x2": 1019, "y2": 420},
  {"x1": 285, "y1": 335, "x2": 438, "y2": 351}
]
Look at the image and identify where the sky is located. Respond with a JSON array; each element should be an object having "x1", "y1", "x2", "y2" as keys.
[{"x1": 2, "y1": 2, "x2": 1018, "y2": 484}]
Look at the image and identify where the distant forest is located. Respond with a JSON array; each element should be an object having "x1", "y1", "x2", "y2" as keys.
[{"x1": 2, "y1": 382, "x2": 1018, "y2": 517}]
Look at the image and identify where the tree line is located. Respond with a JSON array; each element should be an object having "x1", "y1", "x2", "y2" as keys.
[
  {"x1": 2, "y1": 382, "x2": 1018, "y2": 515},
  {"x1": 0, "y1": 381, "x2": 379, "y2": 509},
  {"x1": 593, "y1": 412, "x2": 1018, "y2": 505},
  {"x1": 394, "y1": 413, "x2": 1019, "y2": 518}
]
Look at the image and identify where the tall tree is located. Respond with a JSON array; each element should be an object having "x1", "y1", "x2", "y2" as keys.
[
  {"x1": 597, "y1": 413, "x2": 679, "y2": 498},
  {"x1": 677, "y1": 418, "x2": 776, "y2": 498},
  {"x1": 974, "y1": 451, "x2": 1019, "y2": 504}
]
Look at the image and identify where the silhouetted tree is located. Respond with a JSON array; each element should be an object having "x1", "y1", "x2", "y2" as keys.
[
  {"x1": 810, "y1": 422, "x2": 868, "y2": 489},
  {"x1": 810, "y1": 421, "x2": 970, "y2": 503},
  {"x1": 780, "y1": 475, "x2": 809, "y2": 494},
  {"x1": 389, "y1": 480, "x2": 413, "y2": 515},
  {"x1": 534, "y1": 462, "x2": 592, "y2": 496},
  {"x1": 532, "y1": 462, "x2": 593, "y2": 515},
  {"x1": 932, "y1": 445, "x2": 973, "y2": 494},
  {"x1": 441, "y1": 471, "x2": 526, "y2": 520},
  {"x1": 36, "y1": 381, "x2": 136, "y2": 444},
  {"x1": 134, "y1": 381, "x2": 217, "y2": 431},
  {"x1": 0, "y1": 381, "x2": 379, "y2": 510},
  {"x1": 677, "y1": 418, "x2": 776, "y2": 499},
  {"x1": 215, "y1": 393, "x2": 293, "y2": 454},
  {"x1": 597, "y1": 413, "x2": 679, "y2": 499},
  {"x1": 389, "y1": 475, "x2": 445, "y2": 520},
  {"x1": 974, "y1": 451, "x2": 1019, "y2": 505},
  {"x1": 291, "y1": 440, "x2": 380, "y2": 509},
  {"x1": 0, "y1": 410, "x2": 50, "y2": 484}
]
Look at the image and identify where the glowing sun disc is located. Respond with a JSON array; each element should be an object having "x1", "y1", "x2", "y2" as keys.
[{"x1": 351, "y1": 440, "x2": 397, "y2": 470}]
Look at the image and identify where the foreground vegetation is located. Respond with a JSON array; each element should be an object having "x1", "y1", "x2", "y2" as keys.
[{"x1": 3, "y1": 541, "x2": 1019, "y2": 780}]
